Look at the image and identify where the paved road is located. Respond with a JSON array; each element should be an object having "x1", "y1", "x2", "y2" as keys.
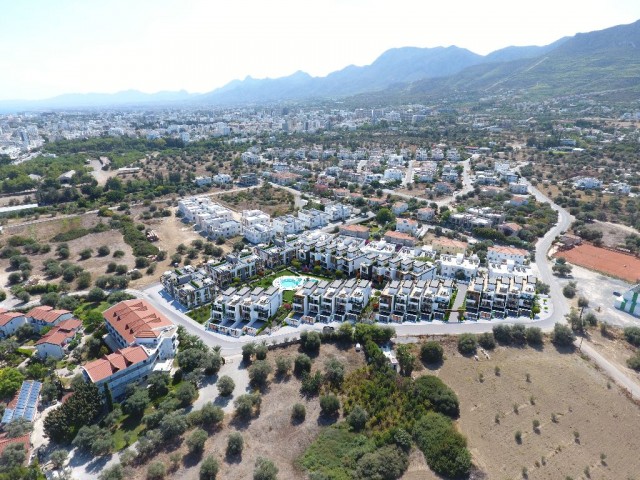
[{"x1": 402, "y1": 160, "x2": 414, "y2": 187}]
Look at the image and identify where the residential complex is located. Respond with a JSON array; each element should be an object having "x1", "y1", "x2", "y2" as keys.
[
  {"x1": 465, "y1": 275, "x2": 537, "y2": 320},
  {"x1": 378, "y1": 279, "x2": 454, "y2": 323},
  {"x1": 291, "y1": 278, "x2": 372, "y2": 324}
]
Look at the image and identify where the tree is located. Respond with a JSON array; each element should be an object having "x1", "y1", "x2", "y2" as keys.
[
  {"x1": 226, "y1": 432, "x2": 244, "y2": 457},
  {"x1": 420, "y1": 341, "x2": 444, "y2": 364},
  {"x1": 376, "y1": 208, "x2": 395, "y2": 224},
  {"x1": 336, "y1": 322, "x2": 354, "y2": 343},
  {"x1": 79, "y1": 248, "x2": 93, "y2": 260},
  {"x1": 253, "y1": 457, "x2": 278, "y2": 480},
  {"x1": 0, "y1": 443, "x2": 26, "y2": 470},
  {"x1": 72, "y1": 425, "x2": 114, "y2": 456},
  {"x1": 249, "y1": 360, "x2": 272, "y2": 388},
  {"x1": 396, "y1": 345, "x2": 415, "y2": 376},
  {"x1": 493, "y1": 324, "x2": 513, "y2": 344},
  {"x1": 552, "y1": 258, "x2": 573, "y2": 277},
  {"x1": 159, "y1": 411, "x2": 188, "y2": 440},
  {"x1": 97, "y1": 245, "x2": 111, "y2": 256},
  {"x1": 175, "y1": 381, "x2": 198, "y2": 407},
  {"x1": 123, "y1": 388, "x2": 150, "y2": 416},
  {"x1": 217, "y1": 375, "x2": 235, "y2": 397},
  {"x1": 457, "y1": 334, "x2": 477, "y2": 355},
  {"x1": 300, "y1": 371, "x2": 323, "y2": 396},
  {"x1": 627, "y1": 351, "x2": 640, "y2": 371},
  {"x1": 98, "y1": 464, "x2": 125, "y2": 480},
  {"x1": 199, "y1": 402, "x2": 224, "y2": 428},
  {"x1": 5, "y1": 418, "x2": 33, "y2": 438},
  {"x1": 200, "y1": 455, "x2": 219, "y2": 480},
  {"x1": 323, "y1": 357, "x2": 345, "y2": 387},
  {"x1": 0, "y1": 367, "x2": 25, "y2": 397},
  {"x1": 186, "y1": 428, "x2": 208, "y2": 455},
  {"x1": 552, "y1": 323, "x2": 576, "y2": 347},
  {"x1": 50, "y1": 449, "x2": 68, "y2": 469},
  {"x1": 300, "y1": 330, "x2": 321, "y2": 353},
  {"x1": 347, "y1": 405, "x2": 368, "y2": 431},
  {"x1": 147, "y1": 461, "x2": 166, "y2": 480},
  {"x1": 87, "y1": 287, "x2": 106, "y2": 303},
  {"x1": 242, "y1": 342, "x2": 256, "y2": 363},
  {"x1": 563, "y1": 282, "x2": 577, "y2": 298},
  {"x1": 525, "y1": 327, "x2": 543, "y2": 346},
  {"x1": 412, "y1": 375, "x2": 460, "y2": 418},
  {"x1": 354, "y1": 445, "x2": 409, "y2": 480},
  {"x1": 623, "y1": 326, "x2": 640, "y2": 347},
  {"x1": 319, "y1": 394, "x2": 340, "y2": 416},
  {"x1": 294, "y1": 354, "x2": 312, "y2": 377},
  {"x1": 147, "y1": 372, "x2": 170, "y2": 399}
]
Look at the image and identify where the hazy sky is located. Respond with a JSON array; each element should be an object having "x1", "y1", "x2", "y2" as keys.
[{"x1": 1, "y1": 0, "x2": 639, "y2": 100}]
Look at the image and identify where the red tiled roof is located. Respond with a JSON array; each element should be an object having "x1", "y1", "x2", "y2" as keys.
[
  {"x1": 35, "y1": 318, "x2": 81, "y2": 347},
  {"x1": 57, "y1": 318, "x2": 82, "y2": 331},
  {"x1": 83, "y1": 345, "x2": 149, "y2": 383},
  {"x1": 384, "y1": 231, "x2": 415, "y2": 241},
  {"x1": 0, "y1": 309, "x2": 24, "y2": 327},
  {"x1": 26, "y1": 306, "x2": 71, "y2": 324},
  {"x1": 103, "y1": 300, "x2": 173, "y2": 345}
]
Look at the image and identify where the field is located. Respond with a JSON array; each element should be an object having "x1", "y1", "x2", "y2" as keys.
[
  {"x1": 554, "y1": 243, "x2": 640, "y2": 283},
  {"x1": 217, "y1": 184, "x2": 295, "y2": 217},
  {"x1": 412, "y1": 338, "x2": 640, "y2": 480}
]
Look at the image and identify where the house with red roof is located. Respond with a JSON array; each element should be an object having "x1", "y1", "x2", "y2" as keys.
[
  {"x1": 82, "y1": 346, "x2": 152, "y2": 398},
  {"x1": 35, "y1": 318, "x2": 82, "y2": 359},
  {"x1": 0, "y1": 309, "x2": 27, "y2": 337},
  {"x1": 26, "y1": 306, "x2": 73, "y2": 332}
]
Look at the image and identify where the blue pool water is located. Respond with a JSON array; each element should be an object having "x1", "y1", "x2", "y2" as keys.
[{"x1": 274, "y1": 276, "x2": 317, "y2": 290}]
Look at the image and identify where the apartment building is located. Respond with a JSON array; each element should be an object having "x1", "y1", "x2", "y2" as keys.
[
  {"x1": 26, "y1": 306, "x2": 73, "y2": 333},
  {"x1": 178, "y1": 197, "x2": 241, "y2": 240},
  {"x1": 378, "y1": 279, "x2": 454, "y2": 323},
  {"x1": 272, "y1": 215, "x2": 305, "y2": 236},
  {"x1": 438, "y1": 253, "x2": 480, "y2": 280},
  {"x1": 292, "y1": 278, "x2": 372, "y2": 324},
  {"x1": 487, "y1": 246, "x2": 529, "y2": 266},
  {"x1": 254, "y1": 242, "x2": 298, "y2": 270},
  {"x1": 298, "y1": 208, "x2": 328, "y2": 229},
  {"x1": 82, "y1": 300, "x2": 178, "y2": 398},
  {"x1": 487, "y1": 259, "x2": 535, "y2": 279},
  {"x1": 296, "y1": 232, "x2": 366, "y2": 275},
  {"x1": 208, "y1": 285, "x2": 281, "y2": 337},
  {"x1": 161, "y1": 266, "x2": 215, "y2": 309},
  {"x1": 465, "y1": 275, "x2": 537, "y2": 320},
  {"x1": 206, "y1": 253, "x2": 264, "y2": 287},
  {"x1": 324, "y1": 203, "x2": 351, "y2": 222}
]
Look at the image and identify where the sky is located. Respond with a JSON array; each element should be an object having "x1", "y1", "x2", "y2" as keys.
[{"x1": 1, "y1": 0, "x2": 639, "y2": 101}]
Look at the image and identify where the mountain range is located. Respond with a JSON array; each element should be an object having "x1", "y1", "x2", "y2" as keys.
[{"x1": 2, "y1": 19, "x2": 639, "y2": 111}]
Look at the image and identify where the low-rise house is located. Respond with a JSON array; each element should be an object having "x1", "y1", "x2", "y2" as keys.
[
  {"x1": 325, "y1": 203, "x2": 351, "y2": 221},
  {"x1": 272, "y1": 215, "x2": 305, "y2": 236},
  {"x1": 433, "y1": 182, "x2": 452, "y2": 195},
  {"x1": 487, "y1": 259, "x2": 535, "y2": 279},
  {"x1": 392, "y1": 202, "x2": 408, "y2": 215},
  {"x1": 508, "y1": 180, "x2": 528, "y2": 194},
  {"x1": 339, "y1": 224, "x2": 369, "y2": 239},
  {"x1": 212, "y1": 173, "x2": 232, "y2": 185},
  {"x1": 244, "y1": 223, "x2": 274, "y2": 244},
  {"x1": 384, "y1": 231, "x2": 417, "y2": 247},
  {"x1": 573, "y1": 177, "x2": 602, "y2": 190},
  {"x1": 416, "y1": 207, "x2": 435, "y2": 222},
  {"x1": 396, "y1": 218, "x2": 419, "y2": 236},
  {"x1": 498, "y1": 222, "x2": 523, "y2": 237},
  {"x1": 0, "y1": 310, "x2": 27, "y2": 337},
  {"x1": 194, "y1": 176, "x2": 212, "y2": 186},
  {"x1": 383, "y1": 168, "x2": 404, "y2": 182},
  {"x1": 430, "y1": 238, "x2": 468, "y2": 255},
  {"x1": 26, "y1": 306, "x2": 73, "y2": 333},
  {"x1": 83, "y1": 346, "x2": 154, "y2": 399},
  {"x1": 35, "y1": 318, "x2": 82, "y2": 359},
  {"x1": 508, "y1": 195, "x2": 529, "y2": 207}
]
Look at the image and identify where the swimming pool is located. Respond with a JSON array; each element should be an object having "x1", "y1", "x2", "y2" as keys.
[{"x1": 273, "y1": 276, "x2": 316, "y2": 290}]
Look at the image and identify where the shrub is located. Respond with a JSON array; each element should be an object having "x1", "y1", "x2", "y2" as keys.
[
  {"x1": 226, "y1": 432, "x2": 244, "y2": 457},
  {"x1": 234, "y1": 393, "x2": 261, "y2": 420},
  {"x1": 79, "y1": 248, "x2": 93, "y2": 260},
  {"x1": 420, "y1": 341, "x2": 444, "y2": 364},
  {"x1": 478, "y1": 332, "x2": 496, "y2": 350},
  {"x1": 217, "y1": 375, "x2": 235, "y2": 397},
  {"x1": 294, "y1": 353, "x2": 312, "y2": 377},
  {"x1": 323, "y1": 357, "x2": 345, "y2": 387},
  {"x1": 97, "y1": 245, "x2": 111, "y2": 256},
  {"x1": 301, "y1": 371, "x2": 323, "y2": 396},
  {"x1": 255, "y1": 343, "x2": 268, "y2": 360},
  {"x1": 623, "y1": 326, "x2": 640, "y2": 347},
  {"x1": 457, "y1": 333, "x2": 477, "y2": 355},
  {"x1": 525, "y1": 327, "x2": 543, "y2": 346},
  {"x1": 291, "y1": 403, "x2": 306, "y2": 422},
  {"x1": 275, "y1": 356, "x2": 292, "y2": 377},
  {"x1": 354, "y1": 445, "x2": 409, "y2": 480},
  {"x1": 563, "y1": 283, "x2": 576, "y2": 299},
  {"x1": 253, "y1": 457, "x2": 278, "y2": 480},
  {"x1": 627, "y1": 351, "x2": 640, "y2": 371},
  {"x1": 412, "y1": 412, "x2": 471, "y2": 479},
  {"x1": 319, "y1": 394, "x2": 340, "y2": 416},
  {"x1": 412, "y1": 375, "x2": 460, "y2": 418},
  {"x1": 242, "y1": 342, "x2": 256, "y2": 363},
  {"x1": 493, "y1": 324, "x2": 513, "y2": 344}
]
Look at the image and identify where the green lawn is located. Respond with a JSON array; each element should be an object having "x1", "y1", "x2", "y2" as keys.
[
  {"x1": 251, "y1": 268, "x2": 298, "y2": 289},
  {"x1": 282, "y1": 290, "x2": 294, "y2": 303},
  {"x1": 187, "y1": 304, "x2": 211, "y2": 324},
  {"x1": 112, "y1": 411, "x2": 147, "y2": 450}
]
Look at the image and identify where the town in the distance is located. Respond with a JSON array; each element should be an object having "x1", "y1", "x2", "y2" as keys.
[{"x1": 1, "y1": 17, "x2": 640, "y2": 480}]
